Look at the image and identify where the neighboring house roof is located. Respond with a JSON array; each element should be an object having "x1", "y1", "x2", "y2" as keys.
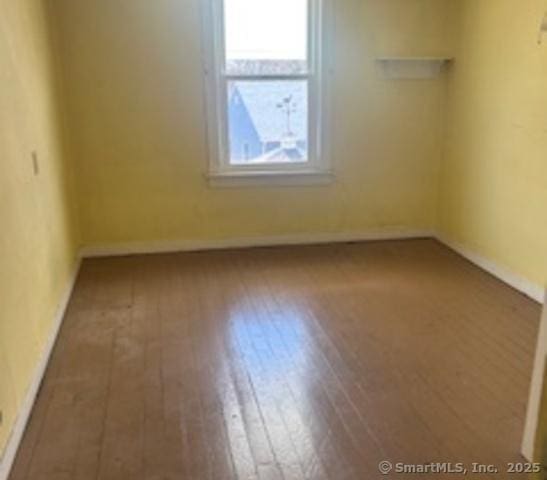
[{"x1": 230, "y1": 81, "x2": 307, "y2": 143}]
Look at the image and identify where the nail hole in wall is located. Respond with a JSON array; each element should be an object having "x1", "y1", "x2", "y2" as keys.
[
  {"x1": 539, "y1": 12, "x2": 547, "y2": 44},
  {"x1": 32, "y1": 151, "x2": 39, "y2": 176}
]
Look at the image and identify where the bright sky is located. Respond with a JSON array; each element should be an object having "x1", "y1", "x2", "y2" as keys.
[{"x1": 224, "y1": 0, "x2": 308, "y2": 60}]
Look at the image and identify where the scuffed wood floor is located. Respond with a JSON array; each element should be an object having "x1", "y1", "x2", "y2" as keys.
[{"x1": 9, "y1": 240, "x2": 541, "y2": 479}]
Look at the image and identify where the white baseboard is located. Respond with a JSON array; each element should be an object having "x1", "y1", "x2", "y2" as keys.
[
  {"x1": 0, "y1": 257, "x2": 82, "y2": 480},
  {"x1": 81, "y1": 231, "x2": 545, "y2": 304},
  {"x1": 436, "y1": 235, "x2": 545, "y2": 304},
  {"x1": 80, "y1": 228, "x2": 435, "y2": 258},
  {"x1": 81, "y1": 230, "x2": 545, "y2": 304}
]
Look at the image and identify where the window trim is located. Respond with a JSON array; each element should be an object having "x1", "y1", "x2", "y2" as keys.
[{"x1": 201, "y1": 0, "x2": 333, "y2": 186}]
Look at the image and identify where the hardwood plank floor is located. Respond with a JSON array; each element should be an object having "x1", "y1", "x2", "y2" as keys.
[{"x1": 9, "y1": 239, "x2": 541, "y2": 479}]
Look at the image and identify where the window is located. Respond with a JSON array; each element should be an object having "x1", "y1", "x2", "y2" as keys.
[{"x1": 202, "y1": 0, "x2": 332, "y2": 186}]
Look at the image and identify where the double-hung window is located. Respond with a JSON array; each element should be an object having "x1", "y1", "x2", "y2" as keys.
[{"x1": 202, "y1": 0, "x2": 332, "y2": 186}]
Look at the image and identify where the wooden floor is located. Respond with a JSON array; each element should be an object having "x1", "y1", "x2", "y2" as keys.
[{"x1": 10, "y1": 239, "x2": 541, "y2": 480}]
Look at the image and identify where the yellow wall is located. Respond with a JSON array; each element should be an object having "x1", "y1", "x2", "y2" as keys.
[
  {"x1": 51, "y1": 0, "x2": 457, "y2": 248},
  {"x1": 439, "y1": 0, "x2": 547, "y2": 290},
  {"x1": 0, "y1": 0, "x2": 79, "y2": 453}
]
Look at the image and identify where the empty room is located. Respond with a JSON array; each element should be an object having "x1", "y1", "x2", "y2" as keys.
[{"x1": 2, "y1": 0, "x2": 547, "y2": 478}]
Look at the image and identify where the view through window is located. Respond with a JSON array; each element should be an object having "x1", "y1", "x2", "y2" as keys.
[{"x1": 223, "y1": 0, "x2": 310, "y2": 165}]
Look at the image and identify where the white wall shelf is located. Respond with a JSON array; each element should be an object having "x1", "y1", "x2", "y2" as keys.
[{"x1": 376, "y1": 57, "x2": 453, "y2": 79}]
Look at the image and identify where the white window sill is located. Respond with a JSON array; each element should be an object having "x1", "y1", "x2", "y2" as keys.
[{"x1": 207, "y1": 170, "x2": 334, "y2": 188}]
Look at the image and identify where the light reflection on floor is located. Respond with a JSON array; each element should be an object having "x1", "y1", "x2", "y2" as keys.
[{"x1": 226, "y1": 299, "x2": 326, "y2": 475}]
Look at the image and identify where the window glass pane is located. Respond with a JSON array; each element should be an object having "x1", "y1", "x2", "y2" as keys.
[
  {"x1": 224, "y1": 0, "x2": 308, "y2": 75},
  {"x1": 227, "y1": 80, "x2": 308, "y2": 165}
]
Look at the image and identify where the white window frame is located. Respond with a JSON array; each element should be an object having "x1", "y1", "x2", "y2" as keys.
[{"x1": 201, "y1": 0, "x2": 333, "y2": 187}]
